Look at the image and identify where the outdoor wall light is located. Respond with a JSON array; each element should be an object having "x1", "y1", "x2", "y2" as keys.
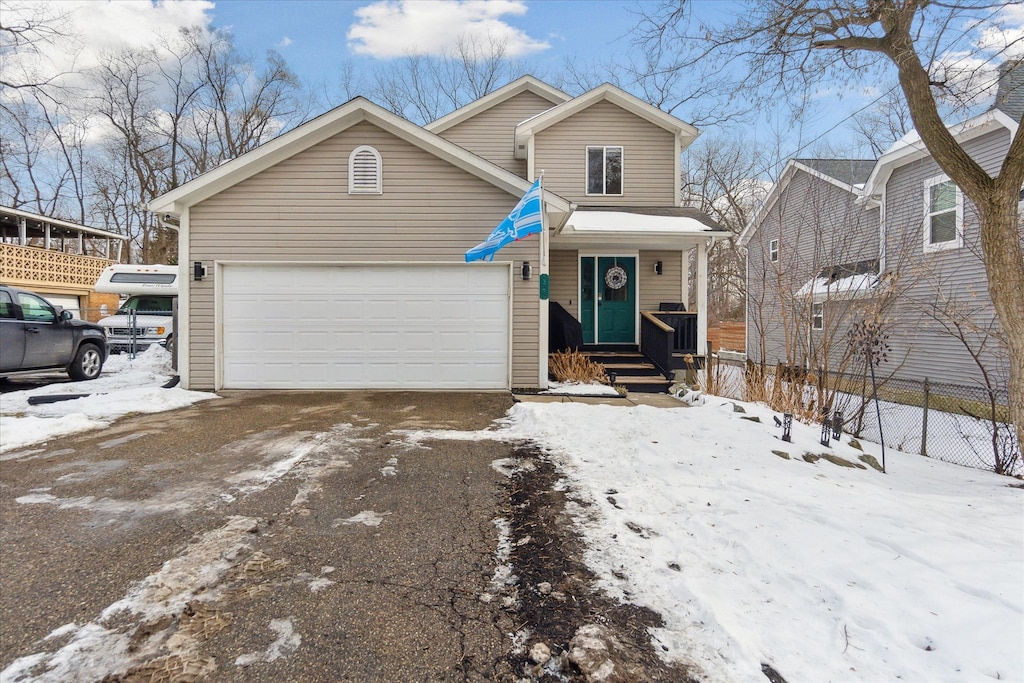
[
  {"x1": 654, "y1": 260, "x2": 663, "y2": 275},
  {"x1": 193, "y1": 261, "x2": 207, "y2": 281},
  {"x1": 521, "y1": 261, "x2": 532, "y2": 280}
]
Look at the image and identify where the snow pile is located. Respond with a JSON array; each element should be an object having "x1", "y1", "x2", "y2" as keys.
[
  {"x1": 497, "y1": 399, "x2": 1024, "y2": 683},
  {"x1": 0, "y1": 346, "x2": 217, "y2": 453},
  {"x1": 542, "y1": 382, "x2": 621, "y2": 397},
  {"x1": 795, "y1": 272, "x2": 879, "y2": 299}
]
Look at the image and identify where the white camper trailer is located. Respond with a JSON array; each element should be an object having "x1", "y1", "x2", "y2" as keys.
[{"x1": 94, "y1": 264, "x2": 178, "y2": 355}]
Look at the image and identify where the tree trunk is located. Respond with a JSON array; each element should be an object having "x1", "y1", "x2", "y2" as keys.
[{"x1": 977, "y1": 194, "x2": 1024, "y2": 448}]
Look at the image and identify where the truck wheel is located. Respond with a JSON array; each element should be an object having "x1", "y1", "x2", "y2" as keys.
[
  {"x1": 165, "y1": 335, "x2": 175, "y2": 359},
  {"x1": 69, "y1": 344, "x2": 103, "y2": 381}
]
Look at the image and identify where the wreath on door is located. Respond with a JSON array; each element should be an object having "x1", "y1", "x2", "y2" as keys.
[{"x1": 604, "y1": 265, "x2": 628, "y2": 290}]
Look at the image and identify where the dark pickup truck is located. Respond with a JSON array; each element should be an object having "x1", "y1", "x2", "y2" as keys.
[{"x1": 0, "y1": 284, "x2": 108, "y2": 381}]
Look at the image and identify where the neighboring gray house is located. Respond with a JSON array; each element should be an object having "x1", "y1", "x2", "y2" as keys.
[
  {"x1": 150, "y1": 77, "x2": 728, "y2": 391},
  {"x1": 742, "y1": 62, "x2": 1023, "y2": 392},
  {"x1": 739, "y1": 158, "x2": 879, "y2": 373}
]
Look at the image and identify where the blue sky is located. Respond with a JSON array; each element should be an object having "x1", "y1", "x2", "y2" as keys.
[
  {"x1": 209, "y1": 1, "x2": 641, "y2": 88},
  {"x1": 9, "y1": 0, "x2": 1022, "y2": 164}
]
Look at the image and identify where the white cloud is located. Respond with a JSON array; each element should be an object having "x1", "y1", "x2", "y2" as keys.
[
  {"x1": 3, "y1": 0, "x2": 215, "y2": 89},
  {"x1": 976, "y1": 4, "x2": 1024, "y2": 59},
  {"x1": 278, "y1": 36, "x2": 293, "y2": 49},
  {"x1": 346, "y1": 0, "x2": 549, "y2": 59},
  {"x1": 930, "y1": 6, "x2": 1024, "y2": 109}
]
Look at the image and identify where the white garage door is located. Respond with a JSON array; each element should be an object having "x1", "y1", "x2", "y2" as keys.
[
  {"x1": 221, "y1": 264, "x2": 510, "y2": 389},
  {"x1": 36, "y1": 293, "x2": 81, "y2": 318}
]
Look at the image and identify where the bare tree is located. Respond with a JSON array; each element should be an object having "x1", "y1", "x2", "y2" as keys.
[
  {"x1": 0, "y1": 0, "x2": 70, "y2": 92},
  {"x1": 638, "y1": 1, "x2": 1024, "y2": 443},
  {"x1": 681, "y1": 135, "x2": 770, "y2": 322},
  {"x1": 367, "y1": 34, "x2": 531, "y2": 123},
  {"x1": 850, "y1": 88, "x2": 914, "y2": 157}
]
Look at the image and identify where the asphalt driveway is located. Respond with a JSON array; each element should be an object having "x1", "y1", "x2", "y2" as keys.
[{"x1": 0, "y1": 391, "x2": 522, "y2": 681}]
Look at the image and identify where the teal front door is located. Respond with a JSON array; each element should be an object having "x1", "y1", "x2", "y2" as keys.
[{"x1": 580, "y1": 256, "x2": 636, "y2": 344}]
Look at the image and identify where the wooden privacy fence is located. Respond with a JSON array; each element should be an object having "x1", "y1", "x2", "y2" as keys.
[{"x1": 708, "y1": 322, "x2": 745, "y2": 353}]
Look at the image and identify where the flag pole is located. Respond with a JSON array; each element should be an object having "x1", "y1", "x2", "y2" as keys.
[{"x1": 538, "y1": 170, "x2": 548, "y2": 389}]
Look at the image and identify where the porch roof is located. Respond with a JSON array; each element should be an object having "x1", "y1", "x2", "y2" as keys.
[{"x1": 554, "y1": 206, "x2": 730, "y2": 248}]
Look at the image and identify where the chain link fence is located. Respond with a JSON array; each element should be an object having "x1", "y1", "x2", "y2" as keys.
[{"x1": 709, "y1": 360, "x2": 1021, "y2": 476}]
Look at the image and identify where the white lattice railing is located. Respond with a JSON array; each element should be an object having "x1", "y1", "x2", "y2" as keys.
[{"x1": 0, "y1": 243, "x2": 114, "y2": 290}]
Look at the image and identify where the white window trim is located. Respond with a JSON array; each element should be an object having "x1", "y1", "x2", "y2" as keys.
[
  {"x1": 769, "y1": 238, "x2": 779, "y2": 263},
  {"x1": 811, "y1": 302, "x2": 824, "y2": 331},
  {"x1": 923, "y1": 174, "x2": 963, "y2": 253},
  {"x1": 585, "y1": 145, "x2": 624, "y2": 196},
  {"x1": 348, "y1": 145, "x2": 382, "y2": 194}
]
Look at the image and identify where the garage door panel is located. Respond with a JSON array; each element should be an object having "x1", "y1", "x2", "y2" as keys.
[{"x1": 222, "y1": 265, "x2": 509, "y2": 389}]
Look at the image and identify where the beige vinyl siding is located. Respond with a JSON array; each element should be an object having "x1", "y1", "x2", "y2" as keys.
[
  {"x1": 638, "y1": 250, "x2": 684, "y2": 310},
  {"x1": 188, "y1": 120, "x2": 541, "y2": 389},
  {"x1": 438, "y1": 91, "x2": 558, "y2": 178},
  {"x1": 549, "y1": 249, "x2": 578, "y2": 315},
  {"x1": 534, "y1": 100, "x2": 677, "y2": 206},
  {"x1": 883, "y1": 127, "x2": 1012, "y2": 388}
]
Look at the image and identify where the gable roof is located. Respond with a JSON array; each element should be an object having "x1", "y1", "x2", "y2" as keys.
[
  {"x1": 860, "y1": 107, "x2": 1019, "y2": 206},
  {"x1": 738, "y1": 158, "x2": 875, "y2": 247},
  {"x1": 424, "y1": 75, "x2": 570, "y2": 134},
  {"x1": 512, "y1": 83, "x2": 700, "y2": 159},
  {"x1": 150, "y1": 96, "x2": 572, "y2": 217},
  {"x1": 796, "y1": 159, "x2": 876, "y2": 187}
]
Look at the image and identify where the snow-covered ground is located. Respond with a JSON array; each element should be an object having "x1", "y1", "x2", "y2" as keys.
[
  {"x1": 3, "y1": 352, "x2": 1021, "y2": 681},
  {"x1": 411, "y1": 398, "x2": 1024, "y2": 682},
  {"x1": 0, "y1": 347, "x2": 217, "y2": 454}
]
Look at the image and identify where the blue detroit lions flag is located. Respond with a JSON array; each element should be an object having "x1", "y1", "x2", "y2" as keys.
[{"x1": 465, "y1": 179, "x2": 543, "y2": 262}]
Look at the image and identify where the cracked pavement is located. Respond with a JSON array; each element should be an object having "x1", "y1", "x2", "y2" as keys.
[{"x1": 0, "y1": 391, "x2": 521, "y2": 681}]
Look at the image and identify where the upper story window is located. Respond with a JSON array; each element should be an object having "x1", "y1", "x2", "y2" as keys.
[
  {"x1": 349, "y1": 145, "x2": 382, "y2": 194},
  {"x1": 924, "y1": 176, "x2": 962, "y2": 252},
  {"x1": 586, "y1": 146, "x2": 622, "y2": 195},
  {"x1": 769, "y1": 238, "x2": 779, "y2": 263}
]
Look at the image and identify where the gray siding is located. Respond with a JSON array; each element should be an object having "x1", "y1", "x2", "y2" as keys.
[
  {"x1": 746, "y1": 168, "x2": 880, "y2": 369},
  {"x1": 188, "y1": 120, "x2": 542, "y2": 389},
  {"x1": 882, "y1": 127, "x2": 1012, "y2": 389},
  {"x1": 438, "y1": 90, "x2": 557, "y2": 178},
  {"x1": 534, "y1": 100, "x2": 677, "y2": 206}
]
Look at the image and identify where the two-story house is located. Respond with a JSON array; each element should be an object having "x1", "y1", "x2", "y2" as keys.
[
  {"x1": 742, "y1": 61, "x2": 1022, "y2": 394},
  {"x1": 149, "y1": 77, "x2": 727, "y2": 391}
]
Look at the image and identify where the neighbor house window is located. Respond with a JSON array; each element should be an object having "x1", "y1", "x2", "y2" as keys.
[
  {"x1": 769, "y1": 238, "x2": 779, "y2": 263},
  {"x1": 924, "y1": 176, "x2": 962, "y2": 252},
  {"x1": 586, "y1": 146, "x2": 623, "y2": 195},
  {"x1": 349, "y1": 145, "x2": 382, "y2": 194},
  {"x1": 811, "y1": 302, "x2": 824, "y2": 331}
]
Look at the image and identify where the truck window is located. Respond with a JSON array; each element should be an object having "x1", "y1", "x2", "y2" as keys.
[{"x1": 116, "y1": 296, "x2": 174, "y2": 315}]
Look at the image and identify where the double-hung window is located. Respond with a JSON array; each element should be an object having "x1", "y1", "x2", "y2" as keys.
[
  {"x1": 769, "y1": 238, "x2": 779, "y2": 263},
  {"x1": 924, "y1": 176, "x2": 962, "y2": 252},
  {"x1": 811, "y1": 302, "x2": 824, "y2": 331},
  {"x1": 586, "y1": 146, "x2": 623, "y2": 195}
]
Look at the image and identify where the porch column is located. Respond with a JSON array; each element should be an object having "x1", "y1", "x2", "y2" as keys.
[
  {"x1": 44, "y1": 222, "x2": 51, "y2": 250},
  {"x1": 696, "y1": 239, "x2": 708, "y2": 357},
  {"x1": 680, "y1": 249, "x2": 689, "y2": 306},
  {"x1": 18, "y1": 217, "x2": 27, "y2": 245}
]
